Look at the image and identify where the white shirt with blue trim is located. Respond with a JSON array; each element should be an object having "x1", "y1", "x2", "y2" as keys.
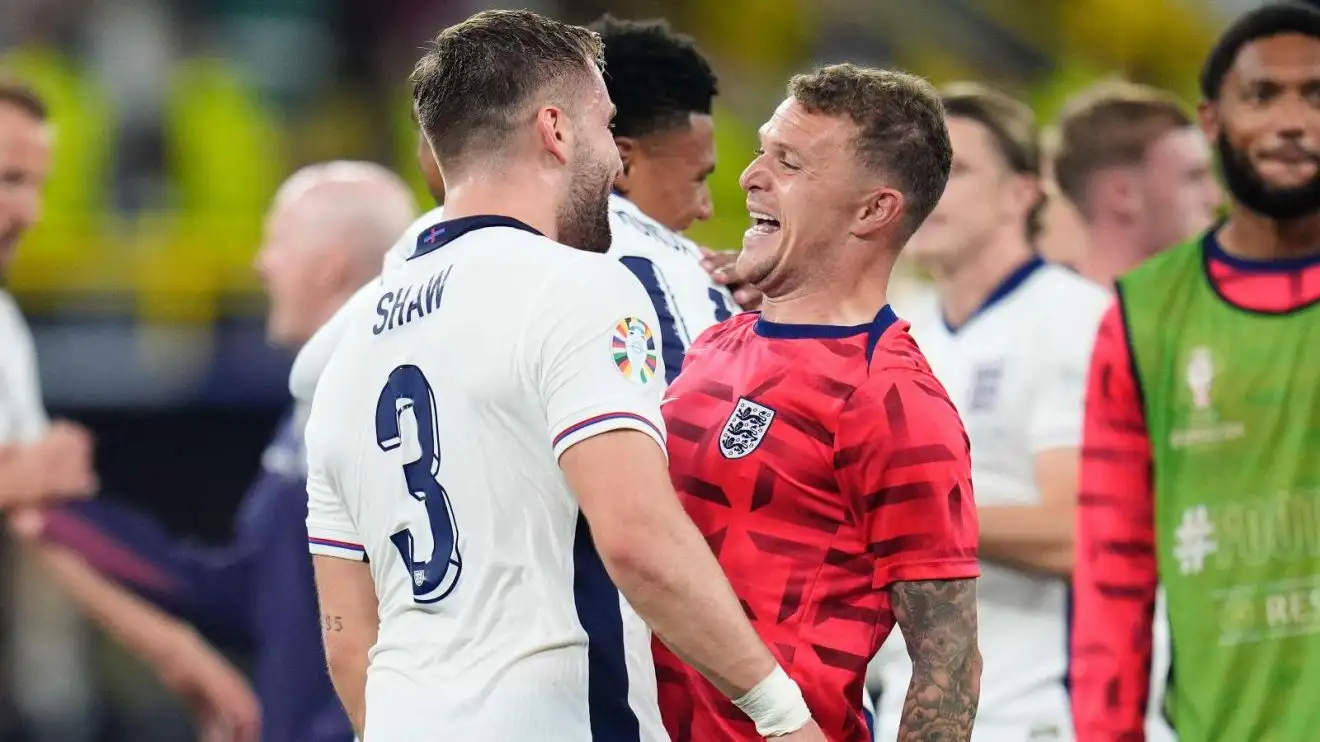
[
  {"x1": 606, "y1": 194, "x2": 736, "y2": 382},
  {"x1": 304, "y1": 215, "x2": 668, "y2": 741},
  {"x1": 291, "y1": 195, "x2": 735, "y2": 405}
]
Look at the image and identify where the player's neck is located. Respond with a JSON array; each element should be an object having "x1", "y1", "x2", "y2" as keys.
[
  {"x1": 1219, "y1": 206, "x2": 1320, "y2": 261},
  {"x1": 932, "y1": 233, "x2": 1035, "y2": 329},
  {"x1": 1075, "y1": 219, "x2": 1142, "y2": 290},
  {"x1": 441, "y1": 179, "x2": 561, "y2": 243},
  {"x1": 759, "y1": 254, "x2": 894, "y2": 327}
]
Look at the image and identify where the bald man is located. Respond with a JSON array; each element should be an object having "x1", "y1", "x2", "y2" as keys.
[{"x1": 10, "y1": 162, "x2": 417, "y2": 742}]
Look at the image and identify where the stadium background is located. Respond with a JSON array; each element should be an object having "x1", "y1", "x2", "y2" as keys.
[{"x1": 0, "y1": 0, "x2": 1282, "y2": 739}]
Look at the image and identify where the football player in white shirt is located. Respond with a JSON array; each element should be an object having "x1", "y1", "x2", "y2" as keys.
[
  {"x1": 0, "y1": 80, "x2": 99, "y2": 742},
  {"x1": 590, "y1": 14, "x2": 739, "y2": 379},
  {"x1": 873, "y1": 84, "x2": 1106, "y2": 741},
  {"x1": 0, "y1": 83, "x2": 97, "y2": 508},
  {"x1": 306, "y1": 10, "x2": 823, "y2": 742}
]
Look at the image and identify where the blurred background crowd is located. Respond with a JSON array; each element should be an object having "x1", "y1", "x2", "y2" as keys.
[{"x1": 0, "y1": 0, "x2": 1290, "y2": 739}]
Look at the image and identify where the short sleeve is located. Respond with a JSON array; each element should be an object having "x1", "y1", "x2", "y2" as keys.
[
  {"x1": 530, "y1": 257, "x2": 667, "y2": 461},
  {"x1": 1028, "y1": 291, "x2": 1107, "y2": 452},
  {"x1": 304, "y1": 408, "x2": 367, "y2": 562},
  {"x1": 0, "y1": 293, "x2": 49, "y2": 443},
  {"x1": 834, "y1": 370, "x2": 979, "y2": 589}
]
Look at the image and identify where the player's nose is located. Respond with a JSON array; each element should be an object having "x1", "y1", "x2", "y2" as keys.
[{"x1": 739, "y1": 158, "x2": 767, "y2": 193}]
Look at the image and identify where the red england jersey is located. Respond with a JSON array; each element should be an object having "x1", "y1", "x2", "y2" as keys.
[
  {"x1": 655, "y1": 305, "x2": 980, "y2": 741},
  {"x1": 1070, "y1": 233, "x2": 1320, "y2": 740}
]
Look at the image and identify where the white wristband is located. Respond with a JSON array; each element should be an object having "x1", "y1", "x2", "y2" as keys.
[{"x1": 731, "y1": 665, "x2": 812, "y2": 737}]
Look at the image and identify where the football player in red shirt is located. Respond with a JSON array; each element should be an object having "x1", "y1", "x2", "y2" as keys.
[{"x1": 655, "y1": 63, "x2": 983, "y2": 742}]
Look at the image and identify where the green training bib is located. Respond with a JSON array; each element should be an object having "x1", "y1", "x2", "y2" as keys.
[{"x1": 1119, "y1": 237, "x2": 1320, "y2": 742}]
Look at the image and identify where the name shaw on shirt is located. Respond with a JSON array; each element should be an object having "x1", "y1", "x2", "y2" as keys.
[{"x1": 372, "y1": 266, "x2": 452, "y2": 336}]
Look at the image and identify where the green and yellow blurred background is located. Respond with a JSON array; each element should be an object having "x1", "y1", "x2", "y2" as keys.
[
  {"x1": 5, "y1": 0, "x2": 1223, "y2": 322},
  {"x1": 0, "y1": 2, "x2": 1269, "y2": 739}
]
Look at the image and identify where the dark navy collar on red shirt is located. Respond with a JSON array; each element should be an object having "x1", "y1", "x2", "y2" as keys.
[
  {"x1": 942, "y1": 256, "x2": 1045, "y2": 334},
  {"x1": 410, "y1": 215, "x2": 542, "y2": 261},
  {"x1": 1202, "y1": 227, "x2": 1320, "y2": 273},
  {"x1": 754, "y1": 304, "x2": 899, "y2": 363}
]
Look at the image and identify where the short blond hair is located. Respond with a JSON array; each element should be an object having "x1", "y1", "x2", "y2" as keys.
[
  {"x1": 788, "y1": 64, "x2": 951, "y2": 236},
  {"x1": 1053, "y1": 80, "x2": 1192, "y2": 214}
]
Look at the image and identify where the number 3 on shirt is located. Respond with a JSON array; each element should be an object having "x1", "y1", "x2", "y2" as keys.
[{"x1": 374, "y1": 364, "x2": 462, "y2": 604}]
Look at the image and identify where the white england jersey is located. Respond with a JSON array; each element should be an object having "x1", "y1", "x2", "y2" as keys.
[
  {"x1": 606, "y1": 194, "x2": 736, "y2": 382},
  {"x1": 304, "y1": 215, "x2": 670, "y2": 741},
  {"x1": 0, "y1": 289, "x2": 48, "y2": 444},
  {"x1": 291, "y1": 194, "x2": 736, "y2": 403},
  {"x1": 874, "y1": 260, "x2": 1108, "y2": 741}
]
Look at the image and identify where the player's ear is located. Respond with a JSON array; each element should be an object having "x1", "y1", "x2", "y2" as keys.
[
  {"x1": 854, "y1": 186, "x2": 904, "y2": 239},
  {"x1": 1010, "y1": 173, "x2": 1043, "y2": 222},
  {"x1": 536, "y1": 106, "x2": 571, "y2": 166},
  {"x1": 315, "y1": 248, "x2": 352, "y2": 293},
  {"x1": 614, "y1": 137, "x2": 638, "y2": 193},
  {"x1": 1091, "y1": 169, "x2": 1140, "y2": 221}
]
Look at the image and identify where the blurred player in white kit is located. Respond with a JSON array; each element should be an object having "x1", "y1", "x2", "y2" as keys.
[
  {"x1": 0, "y1": 80, "x2": 101, "y2": 742},
  {"x1": 304, "y1": 10, "x2": 823, "y2": 741},
  {"x1": 873, "y1": 84, "x2": 1107, "y2": 741},
  {"x1": 0, "y1": 84, "x2": 97, "y2": 510}
]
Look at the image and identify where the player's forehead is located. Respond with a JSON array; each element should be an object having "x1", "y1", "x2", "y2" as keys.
[
  {"x1": 0, "y1": 103, "x2": 51, "y2": 154},
  {"x1": 645, "y1": 116, "x2": 715, "y2": 163},
  {"x1": 1147, "y1": 126, "x2": 1209, "y2": 168},
  {"x1": 946, "y1": 117, "x2": 1004, "y2": 163},
  {"x1": 582, "y1": 62, "x2": 613, "y2": 118},
  {"x1": 1228, "y1": 33, "x2": 1320, "y2": 89},
  {"x1": 758, "y1": 97, "x2": 851, "y2": 160}
]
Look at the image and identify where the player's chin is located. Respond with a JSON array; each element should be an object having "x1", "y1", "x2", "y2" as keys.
[{"x1": 742, "y1": 222, "x2": 781, "y2": 258}]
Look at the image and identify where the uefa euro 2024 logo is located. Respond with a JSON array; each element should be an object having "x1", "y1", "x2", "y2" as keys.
[
  {"x1": 1186, "y1": 346, "x2": 1215, "y2": 412},
  {"x1": 611, "y1": 317, "x2": 659, "y2": 385},
  {"x1": 1171, "y1": 345, "x2": 1245, "y2": 448}
]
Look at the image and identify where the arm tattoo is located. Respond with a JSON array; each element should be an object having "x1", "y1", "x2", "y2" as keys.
[
  {"x1": 321, "y1": 614, "x2": 343, "y2": 633},
  {"x1": 891, "y1": 578, "x2": 981, "y2": 741}
]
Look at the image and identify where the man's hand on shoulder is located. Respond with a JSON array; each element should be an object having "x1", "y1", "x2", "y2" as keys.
[
  {"x1": 700, "y1": 246, "x2": 762, "y2": 310},
  {"x1": 890, "y1": 577, "x2": 981, "y2": 742}
]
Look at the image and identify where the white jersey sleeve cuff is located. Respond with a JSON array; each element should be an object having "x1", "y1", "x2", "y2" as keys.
[
  {"x1": 307, "y1": 532, "x2": 368, "y2": 562},
  {"x1": 551, "y1": 411, "x2": 666, "y2": 462}
]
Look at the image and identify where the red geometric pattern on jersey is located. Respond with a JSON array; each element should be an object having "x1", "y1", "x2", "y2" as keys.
[
  {"x1": 655, "y1": 311, "x2": 979, "y2": 742},
  {"x1": 1070, "y1": 247, "x2": 1320, "y2": 741}
]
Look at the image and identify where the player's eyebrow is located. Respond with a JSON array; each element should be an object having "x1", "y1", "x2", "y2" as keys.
[{"x1": 757, "y1": 125, "x2": 802, "y2": 161}]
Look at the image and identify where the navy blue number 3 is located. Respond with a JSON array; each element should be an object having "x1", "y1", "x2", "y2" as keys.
[{"x1": 374, "y1": 365, "x2": 462, "y2": 604}]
